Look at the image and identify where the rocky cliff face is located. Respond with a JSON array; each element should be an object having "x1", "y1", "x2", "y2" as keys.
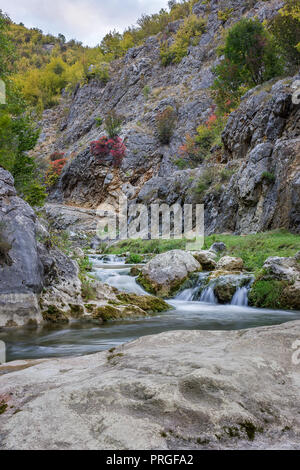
[
  {"x1": 0, "y1": 168, "x2": 82, "y2": 327},
  {"x1": 205, "y1": 77, "x2": 300, "y2": 233},
  {"x1": 31, "y1": 0, "x2": 299, "y2": 235}
]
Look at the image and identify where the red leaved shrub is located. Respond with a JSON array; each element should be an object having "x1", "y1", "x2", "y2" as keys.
[
  {"x1": 45, "y1": 157, "x2": 67, "y2": 188},
  {"x1": 49, "y1": 151, "x2": 65, "y2": 162},
  {"x1": 90, "y1": 137, "x2": 110, "y2": 158},
  {"x1": 50, "y1": 158, "x2": 67, "y2": 176},
  {"x1": 90, "y1": 136, "x2": 126, "y2": 168}
]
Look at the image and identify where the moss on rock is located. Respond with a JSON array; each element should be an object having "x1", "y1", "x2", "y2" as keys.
[
  {"x1": 116, "y1": 293, "x2": 171, "y2": 313},
  {"x1": 92, "y1": 293, "x2": 171, "y2": 322},
  {"x1": 69, "y1": 304, "x2": 85, "y2": 319},
  {"x1": 0, "y1": 401, "x2": 8, "y2": 415},
  {"x1": 94, "y1": 304, "x2": 147, "y2": 322},
  {"x1": 42, "y1": 306, "x2": 69, "y2": 324},
  {"x1": 137, "y1": 273, "x2": 188, "y2": 298},
  {"x1": 93, "y1": 305, "x2": 121, "y2": 321}
]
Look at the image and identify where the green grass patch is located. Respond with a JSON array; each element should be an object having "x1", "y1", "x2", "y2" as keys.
[
  {"x1": 248, "y1": 280, "x2": 288, "y2": 309},
  {"x1": 125, "y1": 253, "x2": 144, "y2": 264},
  {"x1": 107, "y1": 238, "x2": 188, "y2": 255},
  {"x1": 106, "y1": 230, "x2": 300, "y2": 272},
  {"x1": 203, "y1": 230, "x2": 300, "y2": 272}
]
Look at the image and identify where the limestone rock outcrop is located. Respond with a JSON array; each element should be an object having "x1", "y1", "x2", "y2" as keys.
[{"x1": 138, "y1": 249, "x2": 201, "y2": 297}]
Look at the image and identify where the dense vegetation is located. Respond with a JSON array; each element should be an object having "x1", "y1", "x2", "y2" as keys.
[
  {"x1": 213, "y1": 1, "x2": 300, "y2": 114},
  {"x1": 8, "y1": 0, "x2": 201, "y2": 112},
  {"x1": 0, "y1": 11, "x2": 46, "y2": 206}
]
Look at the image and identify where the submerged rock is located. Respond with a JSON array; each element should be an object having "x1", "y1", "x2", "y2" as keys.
[
  {"x1": 1, "y1": 321, "x2": 300, "y2": 449},
  {"x1": 138, "y1": 250, "x2": 201, "y2": 297}
]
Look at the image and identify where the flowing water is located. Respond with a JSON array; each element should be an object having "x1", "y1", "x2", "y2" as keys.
[{"x1": 1, "y1": 254, "x2": 300, "y2": 362}]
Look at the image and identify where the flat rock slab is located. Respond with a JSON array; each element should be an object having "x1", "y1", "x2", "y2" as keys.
[{"x1": 1, "y1": 321, "x2": 300, "y2": 450}]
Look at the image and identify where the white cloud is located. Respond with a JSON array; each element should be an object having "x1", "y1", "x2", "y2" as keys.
[{"x1": 1, "y1": 0, "x2": 168, "y2": 46}]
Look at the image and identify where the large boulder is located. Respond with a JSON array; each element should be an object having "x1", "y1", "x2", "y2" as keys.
[
  {"x1": 138, "y1": 250, "x2": 201, "y2": 297},
  {"x1": 1, "y1": 321, "x2": 300, "y2": 449},
  {"x1": 0, "y1": 169, "x2": 44, "y2": 326},
  {"x1": 38, "y1": 245, "x2": 85, "y2": 322},
  {"x1": 263, "y1": 256, "x2": 300, "y2": 282},
  {"x1": 216, "y1": 256, "x2": 244, "y2": 272}
]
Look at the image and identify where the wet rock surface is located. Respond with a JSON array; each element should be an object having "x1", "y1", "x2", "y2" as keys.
[{"x1": 1, "y1": 321, "x2": 300, "y2": 449}]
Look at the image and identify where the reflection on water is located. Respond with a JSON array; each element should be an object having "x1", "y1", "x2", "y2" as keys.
[{"x1": 1, "y1": 254, "x2": 300, "y2": 362}]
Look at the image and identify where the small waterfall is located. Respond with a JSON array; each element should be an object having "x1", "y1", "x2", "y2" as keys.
[
  {"x1": 231, "y1": 286, "x2": 249, "y2": 306},
  {"x1": 176, "y1": 287, "x2": 198, "y2": 301},
  {"x1": 200, "y1": 286, "x2": 218, "y2": 304},
  {"x1": 90, "y1": 254, "x2": 126, "y2": 265},
  {"x1": 175, "y1": 273, "x2": 210, "y2": 301}
]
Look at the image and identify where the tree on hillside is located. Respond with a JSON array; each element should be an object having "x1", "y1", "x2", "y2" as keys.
[
  {"x1": 0, "y1": 10, "x2": 46, "y2": 206},
  {"x1": 269, "y1": 0, "x2": 300, "y2": 69},
  {"x1": 212, "y1": 18, "x2": 283, "y2": 113}
]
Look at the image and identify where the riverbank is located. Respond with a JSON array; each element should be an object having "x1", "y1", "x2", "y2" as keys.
[
  {"x1": 2, "y1": 253, "x2": 300, "y2": 362},
  {"x1": 1, "y1": 320, "x2": 300, "y2": 450},
  {"x1": 104, "y1": 230, "x2": 300, "y2": 272}
]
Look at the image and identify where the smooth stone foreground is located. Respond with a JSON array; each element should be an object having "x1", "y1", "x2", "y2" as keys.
[{"x1": 1, "y1": 322, "x2": 300, "y2": 450}]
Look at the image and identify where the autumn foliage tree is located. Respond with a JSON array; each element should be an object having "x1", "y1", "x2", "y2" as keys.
[{"x1": 269, "y1": 0, "x2": 300, "y2": 69}]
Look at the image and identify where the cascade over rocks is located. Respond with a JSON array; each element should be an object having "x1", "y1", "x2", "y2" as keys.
[{"x1": 0, "y1": 169, "x2": 171, "y2": 327}]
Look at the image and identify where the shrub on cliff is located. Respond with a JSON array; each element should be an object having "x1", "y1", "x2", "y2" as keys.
[
  {"x1": 90, "y1": 136, "x2": 126, "y2": 168},
  {"x1": 269, "y1": 0, "x2": 300, "y2": 69},
  {"x1": 45, "y1": 157, "x2": 67, "y2": 187},
  {"x1": 49, "y1": 151, "x2": 65, "y2": 162},
  {"x1": 86, "y1": 62, "x2": 110, "y2": 84},
  {"x1": 156, "y1": 106, "x2": 177, "y2": 144},
  {"x1": 160, "y1": 14, "x2": 206, "y2": 65},
  {"x1": 91, "y1": 111, "x2": 126, "y2": 167},
  {"x1": 176, "y1": 112, "x2": 227, "y2": 166},
  {"x1": 104, "y1": 110, "x2": 124, "y2": 139},
  {"x1": 212, "y1": 18, "x2": 283, "y2": 113}
]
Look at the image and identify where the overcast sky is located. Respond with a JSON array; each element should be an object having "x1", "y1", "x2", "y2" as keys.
[{"x1": 1, "y1": 0, "x2": 169, "y2": 46}]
